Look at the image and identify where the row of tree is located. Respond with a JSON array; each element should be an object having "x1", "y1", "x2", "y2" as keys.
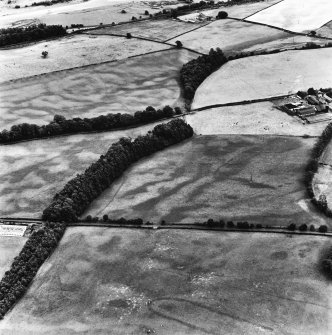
[
  {"x1": 321, "y1": 245, "x2": 332, "y2": 279},
  {"x1": 180, "y1": 48, "x2": 228, "y2": 100},
  {"x1": 0, "y1": 24, "x2": 66, "y2": 47},
  {"x1": 42, "y1": 119, "x2": 194, "y2": 222},
  {"x1": 304, "y1": 100, "x2": 332, "y2": 216},
  {"x1": 31, "y1": 0, "x2": 73, "y2": 7},
  {"x1": 0, "y1": 222, "x2": 66, "y2": 319},
  {"x1": 0, "y1": 105, "x2": 182, "y2": 144}
]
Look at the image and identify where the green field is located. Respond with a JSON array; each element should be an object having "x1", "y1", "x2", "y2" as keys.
[
  {"x1": 0, "y1": 48, "x2": 196, "y2": 128},
  {"x1": 83, "y1": 134, "x2": 328, "y2": 228},
  {"x1": 1, "y1": 228, "x2": 330, "y2": 335}
]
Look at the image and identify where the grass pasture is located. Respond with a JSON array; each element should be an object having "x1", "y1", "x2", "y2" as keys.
[
  {"x1": 87, "y1": 19, "x2": 206, "y2": 42},
  {"x1": 0, "y1": 236, "x2": 27, "y2": 279},
  {"x1": 0, "y1": 122, "x2": 162, "y2": 218},
  {"x1": 83, "y1": 134, "x2": 328, "y2": 228},
  {"x1": 185, "y1": 102, "x2": 327, "y2": 137},
  {"x1": 1, "y1": 228, "x2": 331, "y2": 335},
  {"x1": 192, "y1": 48, "x2": 332, "y2": 109},
  {"x1": 0, "y1": 35, "x2": 170, "y2": 82},
  {"x1": 0, "y1": 48, "x2": 195, "y2": 128},
  {"x1": 168, "y1": 19, "x2": 326, "y2": 55},
  {"x1": 247, "y1": 0, "x2": 332, "y2": 33}
]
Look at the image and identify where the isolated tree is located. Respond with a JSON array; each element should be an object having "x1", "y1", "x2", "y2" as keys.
[
  {"x1": 319, "y1": 225, "x2": 328, "y2": 233},
  {"x1": 41, "y1": 51, "x2": 48, "y2": 58},
  {"x1": 216, "y1": 11, "x2": 228, "y2": 19},
  {"x1": 175, "y1": 40, "x2": 183, "y2": 48},
  {"x1": 126, "y1": 32, "x2": 132, "y2": 39},
  {"x1": 144, "y1": 10, "x2": 149, "y2": 15},
  {"x1": 121, "y1": 9, "x2": 127, "y2": 13}
]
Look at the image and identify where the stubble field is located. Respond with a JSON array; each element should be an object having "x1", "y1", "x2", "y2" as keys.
[
  {"x1": 83, "y1": 134, "x2": 328, "y2": 228},
  {"x1": 0, "y1": 121, "x2": 162, "y2": 218},
  {"x1": 192, "y1": 48, "x2": 332, "y2": 109},
  {"x1": 0, "y1": 48, "x2": 195, "y2": 128},
  {"x1": 1, "y1": 228, "x2": 330, "y2": 335}
]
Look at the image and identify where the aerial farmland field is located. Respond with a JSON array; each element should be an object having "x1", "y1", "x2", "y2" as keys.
[
  {"x1": 0, "y1": 48, "x2": 195, "y2": 128},
  {"x1": 83, "y1": 134, "x2": 328, "y2": 228},
  {"x1": 168, "y1": 19, "x2": 326, "y2": 55},
  {"x1": 0, "y1": 122, "x2": 162, "y2": 218},
  {"x1": 0, "y1": 35, "x2": 170, "y2": 82},
  {"x1": 87, "y1": 19, "x2": 206, "y2": 41},
  {"x1": 192, "y1": 48, "x2": 332, "y2": 109},
  {"x1": 185, "y1": 102, "x2": 327, "y2": 136},
  {"x1": 1, "y1": 0, "x2": 332, "y2": 332},
  {"x1": 1, "y1": 228, "x2": 330, "y2": 335},
  {"x1": 247, "y1": 0, "x2": 332, "y2": 33}
]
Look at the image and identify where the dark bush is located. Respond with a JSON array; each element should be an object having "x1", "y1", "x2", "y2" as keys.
[
  {"x1": 227, "y1": 221, "x2": 234, "y2": 228},
  {"x1": 175, "y1": 40, "x2": 183, "y2": 48},
  {"x1": 287, "y1": 223, "x2": 296, "y2": 231},
  {"x1": 216, "y1": 11, "x2": 228, "y2": 19},
  {"x1": 256, "y1": 224, "x2": 263, "y2": 229},
  {"x1": 298, "y1": 224, "x2": 308, "y2": 231},
  {"x1": 103, "y1": 214, "x2": 109, "y2": 222},
  {"x1": 309, "y1": 225, "x2": 315, "y2": 232},
  {"x1": 126, "y1": 32, "x2": 132, "y2": 39},
  {"x1": 318, "y1": 225, "x2": 328, "y2": 233}
]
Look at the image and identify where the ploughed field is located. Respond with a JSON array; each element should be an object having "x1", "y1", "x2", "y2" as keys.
[
  {"x1": 0, "y1": 35, "x2": 170, "y2": 82},
  {"x1": 0, "y1": 48, "x2": 196, "y2": 128},
  {"x1": 247, "y1": 0, "x2": 332, "y2": 33},
  {"x1": 83, "y1": 134, "x2": 328, "y2": 228},
  {"x1": 168, "y1": 19, "x2": 326, "y2": 55},
  {"x1": 1, "y1": 228, "x2": 330, "y2": 335},
  {"x1": 0, "y1": 122, "x2": 163, "y2": 218},
  {"x1": 192, "y1": 48, "x2": 332, "y2": 109}
]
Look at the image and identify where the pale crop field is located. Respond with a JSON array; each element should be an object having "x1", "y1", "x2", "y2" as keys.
[
  {"x1": 168, "y1": 18, "x2": 326, "y2": 55},
  {"x1": 83, "y1": 134, "x2": 329, "y2": 228},
  {"x1": 1, "y1": 228, "x2": 331, "y2": 334},
  {"x1": 0, "y1": 35, "x2": 170, "y2": 82},
  {"x1": 247, "y1": 0, "x2": 332, "y2": 33},
  {"x1": 192, "y1": 48, "x2": 332, "y2": 109},
  {"x1": 0, "y1": 49, "x2": 195, "y2": 128},
  {"x1": 0, "y1": 121, "x2": 161, "y2": 218},
  {"x1": 185, "y1": 102, "x2": 327, "y2": 137}
]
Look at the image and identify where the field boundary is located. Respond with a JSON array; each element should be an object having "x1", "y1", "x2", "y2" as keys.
[
  {"x1": 0, "y1": 47, "x2": 175, "y2": 85},
  {"x1": 243, "y1": 0, "x2": 285, "y2": 20}
]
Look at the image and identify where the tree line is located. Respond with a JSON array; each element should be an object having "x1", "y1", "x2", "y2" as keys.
[
  {"x1": 0, "y1": 24, "x2": 66, "y2": 47},
  {"x1": 31, "y1": 0, "x2": 74, "y2": 7},
  {"x1": 0, "y1": 222, "x2": 66, "y2": 319},
  {"x1": 180, "y1": 48, "x2": 228, "y2": 100},
  {"x1": 42, "y1": 119, "x2": 194, "y2": 222},
  {"x1": 304, "y1": 90, "x2": 332, "y2": 217},
  {"x1": 0, "y1": 105, "x2": 183, "y2": 144}
]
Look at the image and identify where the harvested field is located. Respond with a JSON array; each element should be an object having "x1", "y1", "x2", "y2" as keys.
[
  {"x1": 192, "y1": 48, "x2": 332, "y2": 109},
  {"x1": 0, "y1": 48, "x2": 195, "y2": 128},
  {"x1": 0, "y1": 236, "x2": 27, "y2": 279},
  {"x1": 185, "y1": 102, "x2": 327, "y2": 136},
  {"x1": 0, "y1": 0, "x2": 180, "y2": 28},
  {"x1": 177, "y1": 0, "x2": 281, "y2": 21},
  {"x1": 0, "y1": 35, "x2": 170, "y2": 82},
  {"x1": 0, "y1": 121, "x2": 162, "y2": 218},
  {"x1": 317, "y1": 21, "x2": 332, "y2": 39},
  {"x1": 247, "y1": 0, "x2": 332, "y2": 33},
  {"x1": 313, "y1": 165, "x2": 332, "y2": 206},
  {"x1": 83, "y1": 134, "x2": 328, "y2": 227},
  {"x1": 168, "y1": 18, "x2": 326, "y2": 55},
  {"x1": 1, "y1": 228, "x2": 331, "y2": 335},
  {"x1": 87, "y1": 19, "x2": 206, "y2": 41}
]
